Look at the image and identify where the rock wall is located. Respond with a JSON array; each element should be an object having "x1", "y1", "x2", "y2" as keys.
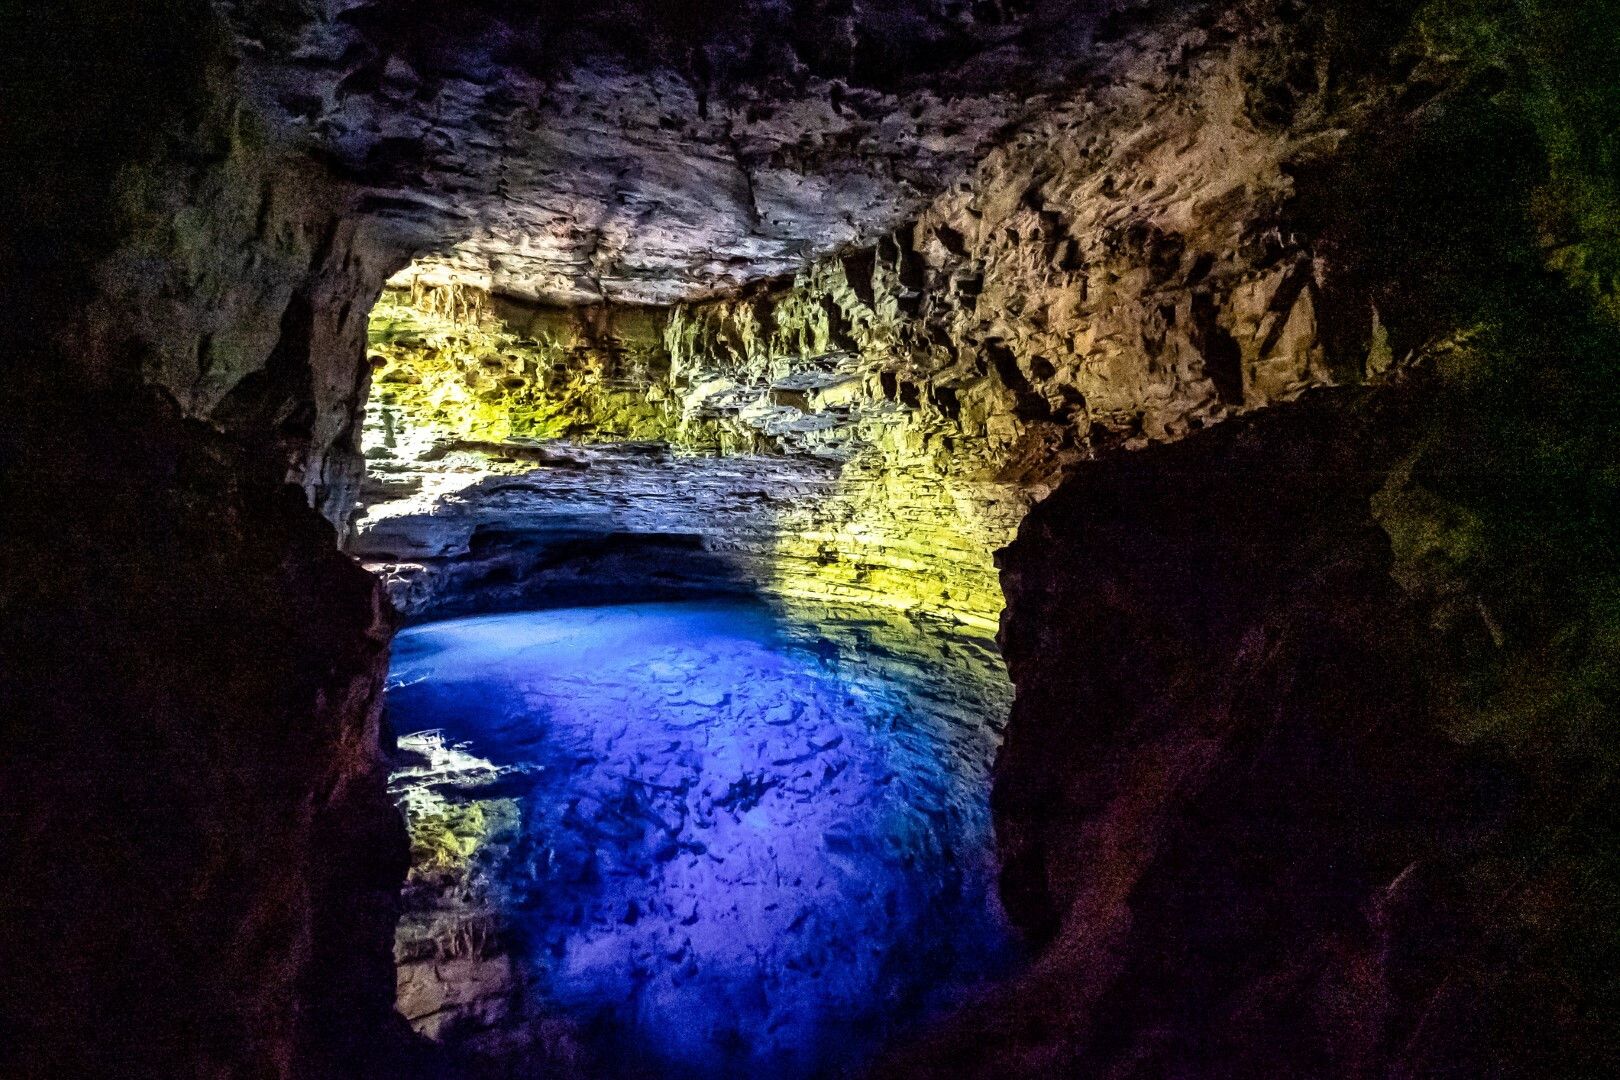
[
  {"x1": 355, "y1": 277, "x2": 1021, "y2": 628},
  {"x1": 336, "y1": 2, "x2": 1605, "y2": 1072},
  {"x1": 0, "y1": 398, "x2": 409, "y2": 1079},
  {"x1": 357, "y1": 444, "x2": 847, "y2": 623},
  {"x1": 359, "y1": 0, "x2": 1429, "y2": 629},
  {"x1": 982, "y1": 388, "x2": 1484, "y2": 1076},
  {"x1": 367, "y1": 280, "x2": 680, "y2": 451},
  {"x1": 652, "y1": 0, "x2": 1423, "y2": 626},
  {"x1": 5, "y1": 0, "x2": 1616, "y2": 1075},
  {"x1": 219, "y1": 0, "x2": 1169, "y2": 306},
  {"x1": 2, "y1": 3, "x2": 415, "y2": 1075},
  {"x1": 11, "y1": 1, "x2": 405, "y2": 528},
  {"x1": 880, "y1": 2, "x2": 1620, "y2": 1073},
  {"x1": 895, "y1": 377, "x2": 1618, "y2": 1078}
]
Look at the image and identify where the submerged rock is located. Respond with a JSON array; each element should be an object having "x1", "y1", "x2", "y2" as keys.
[{"x1": 387, "y1": 601, "x2": 1013, "y2": 1078}]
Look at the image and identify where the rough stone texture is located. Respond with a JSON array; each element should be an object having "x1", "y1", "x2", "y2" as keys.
[
  {"x1": 11, "y1": 1, "x2": 406, "y2": 526},
  {"x1": 880, "y1": 2, "x2": 1620, "y2": 1070},
  {"x1": 6, "y1": 0, "x2": 1619, "y2": 1075},
  {"x1": 876, "y1": 383, "x2": 1616, "y2": 1078},
  {"x1": 367, "y1": 283, "x2": 680, "y2": 451},
  {"x1": 353, "y1": 442, "x2": 840, "y2": 620},
  {"x1": 352, "y1": 0, "x2": 1471, "y2": 633},
  {"x1": 3, "y1": 4, "x2": 414, "y2": 1075},
  {"x1": 641, "y1": 0, "x2": 1417, "y2": 627},
  {"x1": 0, "y1": 395, "x2": 411, "y2": 1079},
  {"x1": 222, "y1": 0, "x2": 1168, "y2": 305},
  {"x1": 355, "y1": 283, "x2": 1022, "y2": 627},
  {"x1": 981, "y1": 390, "x2": 1484, "y2": 1076}
]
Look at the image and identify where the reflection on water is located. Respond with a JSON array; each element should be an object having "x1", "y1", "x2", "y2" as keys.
[{"x1": 387, "y1": 599, "x2": 1016, "y2": 1079}]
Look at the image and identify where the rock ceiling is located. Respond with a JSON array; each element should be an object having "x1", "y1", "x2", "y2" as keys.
[{"x1": 226, "y1": 0, "x2": 1140, "y2": 305}]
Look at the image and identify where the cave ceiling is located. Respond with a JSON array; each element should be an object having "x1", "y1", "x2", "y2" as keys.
[{"x1": 227, "y1": 0, "x2": 1136, "y2": 305}]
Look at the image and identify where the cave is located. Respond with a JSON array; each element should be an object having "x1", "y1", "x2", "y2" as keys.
[
  {"x1": 339, "y1": 204, "x2": 1058, "y2": 1074},
  {"x1": 5, "y1": 2, "x2": 1620, "y2": 1079},
  {"x1": 357, "y1": 273, "x2": 1021, "y2": 1075}
]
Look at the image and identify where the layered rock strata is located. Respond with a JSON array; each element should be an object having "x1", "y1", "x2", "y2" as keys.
[
  {"x1": 355, "y1": 284, "x2": 1021, "y2": 628},
  {"x1": 355, "y1": 0, "x2": 1436, "y2": 631},
  {"x1": 354, "y1": 442, "x2": 841, "y2": 621},
  {"x1": 222, "y1": 0, "x2": 1169, "y2": 305},
  {"x1": 360, "y1": 7, "x2": 1620, "y2": 1075}
]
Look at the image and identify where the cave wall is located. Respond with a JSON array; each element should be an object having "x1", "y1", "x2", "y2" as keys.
[
  {"x1": 2, "y1": 3, "x2": 414, "y2": 1075},
  {"x1": 359, "y1": 0, "x2": 1458, "y2": 629},
  {"x1": 227, "y1": 0, "x2": 1166, "y2": 306},
  {"x1": 883, "y1": 2, "x2": 1620, "y2": 1074},
  {"x1": 366, "y1": 279, "x2": 680, "y2": 452},
  {"x1": 3, "y1": 0, "x2": 1616, "y2": 1075},
  {"x1": 953, "y1": 374, "x2": 1618, "y2": 1077},
  {"x1": 351, "y1": 0, "x2": 1619, "y2": 723},
  {"x1": 652, "y1": 1, "x2": 1428, "y2": 627}
]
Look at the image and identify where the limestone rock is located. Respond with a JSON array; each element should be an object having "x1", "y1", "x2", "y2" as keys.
[{"x1": 222, "y1": 0, "x2": 1167, "y2": 305}]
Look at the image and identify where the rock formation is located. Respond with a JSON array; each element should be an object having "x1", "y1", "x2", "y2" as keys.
[
  {"x1": 3, "y1": 0, "x2": 1617, "y2": 1076},
  {"x1": 221, "y1": 0, "x2": 1172, "y2": 305},
  {"x1": 4, "y1": 6, "x2": 411, "y2": 1076},
  {"x1": 353, "y1": 0, "x2": 1472, "y2": 631}
]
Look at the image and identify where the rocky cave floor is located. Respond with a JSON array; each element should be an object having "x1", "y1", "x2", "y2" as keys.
[{"x1": 385, "y1": 599, "x2": 1015, "y2": 1079}]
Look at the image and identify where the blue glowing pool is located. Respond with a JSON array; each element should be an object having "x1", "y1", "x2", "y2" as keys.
[{"x1": 386, "y1": 599, "x2": 1016, "y2": 1079}]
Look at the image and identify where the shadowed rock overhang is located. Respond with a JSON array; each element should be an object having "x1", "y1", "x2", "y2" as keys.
[{"x1": 225, "y1": 0, "x2": 1155, "y2": 304}]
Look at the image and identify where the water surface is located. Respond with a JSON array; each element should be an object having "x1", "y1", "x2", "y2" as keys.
[{"x1": 387, "y1": 599, "x2": 1015, "y2": 1078}]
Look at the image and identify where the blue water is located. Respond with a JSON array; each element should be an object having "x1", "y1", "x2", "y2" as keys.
[{"x1": 387, "y1": 600, "x2": 1015, "y2": 1078}]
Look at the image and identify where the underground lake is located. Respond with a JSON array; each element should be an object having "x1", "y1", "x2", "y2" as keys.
[{"x1": 385, "y1": 599, "x2": 1018, "y2": 1078}]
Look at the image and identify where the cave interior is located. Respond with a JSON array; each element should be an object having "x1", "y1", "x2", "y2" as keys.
[{"x1": 3, "y1": 1, "x2": 1619, "y2": 1078}]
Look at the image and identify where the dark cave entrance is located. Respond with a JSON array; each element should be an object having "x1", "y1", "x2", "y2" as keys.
[{"x1": 350, "y1": 271, "x2": 1024, "y2": 1078}]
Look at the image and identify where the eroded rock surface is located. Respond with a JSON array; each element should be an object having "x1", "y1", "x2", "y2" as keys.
[
  {"x1": 7, "y1": 0, "x2": 1619, "y2": 1076},
  {"x1": 351, "y1": 0, "x2": 1450, "y2": 632},
  {"x1": 4, "y1": 6, "x2": 413, "y2": 1075},
  {"x1": 354, "y1": 442, "x2": 840, "y2": 620},
  {"x1": 889, "y1": 381, "x2": 1618, "y2": 1078},
  {"x1": 223, "y1": 0, "x2": 1168, "y2": 305},
  {"x1": 0, "y1": 395, "x2": 408, "y2": 1078}
]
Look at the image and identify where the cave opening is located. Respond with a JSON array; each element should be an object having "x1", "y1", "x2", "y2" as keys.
[{"x1": 351, "y1": 262, "x2": 1025, "y2": 1077}]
